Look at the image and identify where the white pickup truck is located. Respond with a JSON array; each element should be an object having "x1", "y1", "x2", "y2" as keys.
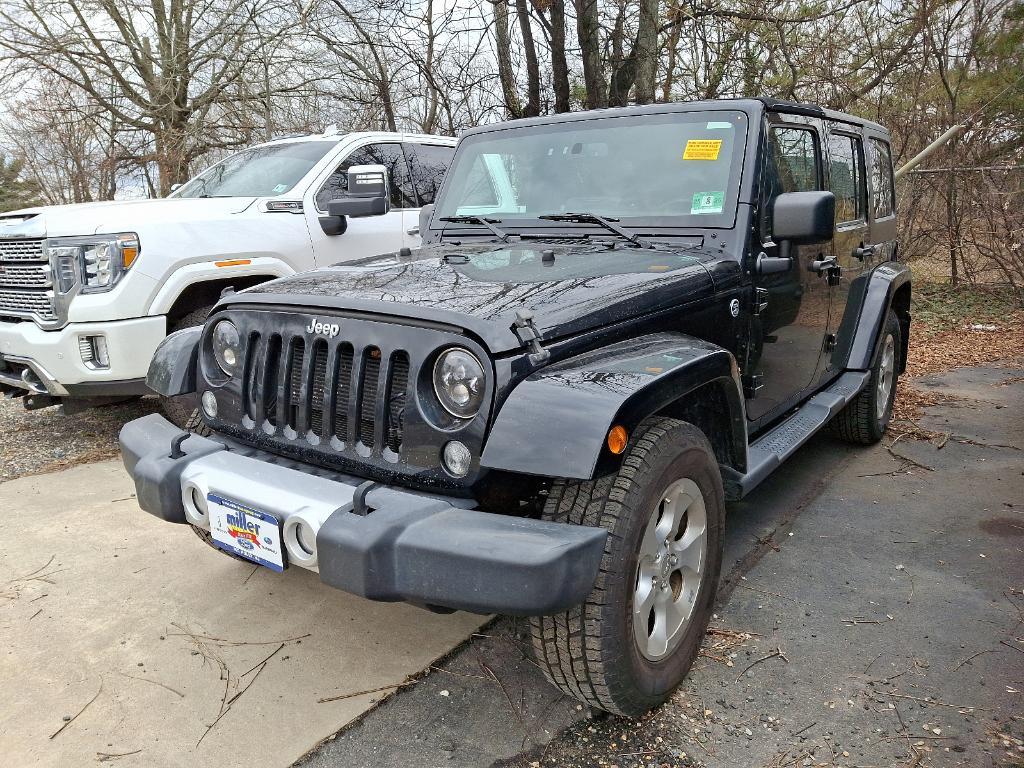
[{"x1": 0, "y1": 130, "x2": 455, "y2": 420}]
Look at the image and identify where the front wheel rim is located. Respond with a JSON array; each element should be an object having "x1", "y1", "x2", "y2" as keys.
[
  {"x1": 876, "y1": 335, "x2": 896, "y2": 421},
  {"x1": 633, "y1": 477, "x2": 708, "y2": 662}
]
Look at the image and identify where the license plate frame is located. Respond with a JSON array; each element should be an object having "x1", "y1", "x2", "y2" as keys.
[{"x1": 207, "y1": 493, "x2": 285, "y2": 572}]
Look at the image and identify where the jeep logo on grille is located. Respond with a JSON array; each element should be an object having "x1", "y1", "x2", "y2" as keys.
[{"x1": 306, "y1": 319, "x2": 340, "y2": 338}]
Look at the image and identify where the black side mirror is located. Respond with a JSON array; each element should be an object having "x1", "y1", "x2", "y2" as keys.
[
  {"x1": 327, "y1": 164, "x2": 390, "y2": 218},
  {"x1": 417, "y1": 204, "x2": 435, "y2": 240},
  {"x1": 772, "y1": 191, "x2": 835, "y2": 245},
  {"x1": 318, "y1": 215, "x2": 348, "y2": 237}
]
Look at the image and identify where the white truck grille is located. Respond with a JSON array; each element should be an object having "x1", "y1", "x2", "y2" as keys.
[{"x1": 0, "y1": 239, "x2": 55, "y2": 321}]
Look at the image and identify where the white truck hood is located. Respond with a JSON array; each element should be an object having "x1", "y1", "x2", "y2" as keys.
[{"x1": 0, "y1": 197, "x2": 258, "y2": 239}]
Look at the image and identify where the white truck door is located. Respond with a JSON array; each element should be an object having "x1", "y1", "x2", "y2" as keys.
[
  {"x1": 402, "y1": 141, "x2": 457, "y2": 248},
  {"x1": 305, "y1": 142, "x2": 416, "y2": 266}
]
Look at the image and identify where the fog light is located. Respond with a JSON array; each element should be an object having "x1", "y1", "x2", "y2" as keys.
[
  {"x1": 201, "y1": 390, "x2": 217, "y2": 418},
  {"x1": 442, "y1": 440, "x2": 472, "y2": 477},
  {"x1": 191, "y1": 487, "x2": 208, "y2": 517},
  {"x1": 295, "y1": 521, "x2": 316, "y2": 556},
  {"x1": 78, "y1": 335, "x2": 110, "y2": 369}
]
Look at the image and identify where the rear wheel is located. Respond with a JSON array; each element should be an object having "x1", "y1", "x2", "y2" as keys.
[
  {"x1": 161, "y1": 305, "x2": 213, "y2": 435},
  {"x1": 829, "y1": 309, "x2": 901, "y2": 445},
  {"x1": 529, "y1": 418, "x2": 725, "y2": 716}
]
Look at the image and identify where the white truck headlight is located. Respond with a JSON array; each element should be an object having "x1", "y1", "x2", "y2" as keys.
[
  {"x1": 433, "y1": 347, "x2": 485, "y2": 418},
  {"x1": 212, "y1": 320, "x2": 242, "y2": 377},
  {"x1": 45, "y1": 233, "x2": 140, "y2": 294}
]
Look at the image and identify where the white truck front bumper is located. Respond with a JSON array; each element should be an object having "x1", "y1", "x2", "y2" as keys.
[{"x1": 0, "y1": 315, "x2": 166, "y2": 397}]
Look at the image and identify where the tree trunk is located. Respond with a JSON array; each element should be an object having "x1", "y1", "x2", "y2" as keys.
[
  {"x1": 493, "y1": 0, "x2": 522, "y2": 118},
  {"x1": 573, "y1": 0, "x2": 605, "y2": 109},
  {"x1": 515, "y1": 0, "x2": 541, "y2": 116},
  {"x1": 548, "y1": 0, "x2": 571, "y2": 112},
  {"x1": 632, "y1": 0, "x2": 659, "y2": 104},
  {"x1": 155, "y1": 121, "x2": 189, "y2": 196}
]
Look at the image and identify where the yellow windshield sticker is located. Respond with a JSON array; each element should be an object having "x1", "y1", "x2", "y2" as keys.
[{"x1": 683, "y1": 139, "x2": 722, "y2": 161}]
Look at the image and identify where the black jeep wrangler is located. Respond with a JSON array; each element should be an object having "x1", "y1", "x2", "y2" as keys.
[{"x1": 120, "y1": 98, "x2": 910, "y2": 716}]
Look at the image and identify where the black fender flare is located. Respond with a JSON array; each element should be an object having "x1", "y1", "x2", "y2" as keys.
[
  {"x1": 146, "y1": 326, "x2": 200, "y2": 397},
  {"x1": 846, "y1": 262, "x2": 911, "y2": 373},
  {"x1": 480, "y1": 333, "x2": 747, "y2": 480}
]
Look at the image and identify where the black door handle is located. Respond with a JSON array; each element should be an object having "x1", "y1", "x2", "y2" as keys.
[{"x1": 853, "y1": 244, "x2": 875, "y2": 261}]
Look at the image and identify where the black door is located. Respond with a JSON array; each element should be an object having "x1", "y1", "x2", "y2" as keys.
[
  {"x1": 746, "y1": 115, "x2": 833, "y2": 424},
  {"x1": 824, "y1": 128, "x2": 872, "y2": 376}
]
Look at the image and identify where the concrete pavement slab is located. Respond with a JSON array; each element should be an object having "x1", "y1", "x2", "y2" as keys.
[{"x1": 0, "y1": 460, "x2": 484, "y2": 767}]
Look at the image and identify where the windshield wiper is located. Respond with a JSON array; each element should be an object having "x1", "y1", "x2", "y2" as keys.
[
  {"x1": 538, "y1": 212, "x2": 653, "y2": 249},
  {"x1": 439, "y1": 215, "x2": 511, "y2": 243}
]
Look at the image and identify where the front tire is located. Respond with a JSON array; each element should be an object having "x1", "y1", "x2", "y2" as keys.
[
  {"x1": 829, "y1": 309, "x2": 901, "y2": 445},
  {"x1": 529, "y1": 418, "x2": 725, "y2": 716}
]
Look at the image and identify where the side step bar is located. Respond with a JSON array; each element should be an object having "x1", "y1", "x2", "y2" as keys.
[{"x1": 723, "y1": 371, "x2": 870, "y2": 499}]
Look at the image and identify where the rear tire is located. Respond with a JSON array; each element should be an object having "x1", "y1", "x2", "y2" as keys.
[
  {"x1": 529, "y1": 418, "x2": 725, "y2": 716},
  {"x1": 161, "y1": 305, "x2": 213, "y2": 436},
  {"x1": 829, "y1": 309, "x2": 901, "y2": 445}
]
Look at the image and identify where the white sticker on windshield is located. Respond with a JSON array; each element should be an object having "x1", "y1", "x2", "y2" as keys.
[
  {"x1": 706, "y1": 122, "x2": 733, "y2": 130},
  {"x1": 272, "y1": 183, "x2": 288, "y2": 193},
  {"x1": 691, "y1": 191, "x2": 725, "y2": 215}
]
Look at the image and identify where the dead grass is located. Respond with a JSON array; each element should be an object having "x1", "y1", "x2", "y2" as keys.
[{"x1": 890, "y1": 282, "x2": 1024, "y2": 440}]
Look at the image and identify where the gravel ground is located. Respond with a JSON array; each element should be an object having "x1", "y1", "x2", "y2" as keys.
[{"x1": 0, "y1": 395, "x2": 160, "y2": 482}]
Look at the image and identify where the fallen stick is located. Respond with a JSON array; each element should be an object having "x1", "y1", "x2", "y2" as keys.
[
  {"x1": 97, "y1": 749, "x2": 142, "y2": 762},
  {"x1": 117, "y1": 671, "x2": 185, "y2": 698},
  {"x1": 50, "y1": 680, "x2": 102, "y2": 740},
  {"x1": 317, "y1": 679, "x2": 415, "y2": 703},
  {"x1": 949, "y1": 648, "x2": 996, "y2": 672},
  {"x1": 883, "y1": 691, "x2": 988, "y2": 711},
  {"x1": 735, "y1": 646, "x2": 788, "y2": 681}
]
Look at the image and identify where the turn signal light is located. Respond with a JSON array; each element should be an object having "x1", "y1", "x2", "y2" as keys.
[{"x1": 607, "y1": 425, "x2": 628, "y2": 455}]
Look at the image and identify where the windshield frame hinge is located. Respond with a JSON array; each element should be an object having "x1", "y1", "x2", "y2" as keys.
[{"x1": 512, "y1": 309, "x2": 551, "y2": 365}]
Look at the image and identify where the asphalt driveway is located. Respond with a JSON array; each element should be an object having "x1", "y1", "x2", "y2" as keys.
[{"x1": 303, "y1": 364, "x2": 1024, "y2": 768}]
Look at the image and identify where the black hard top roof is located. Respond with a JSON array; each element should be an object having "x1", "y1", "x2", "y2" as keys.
[{"x1": 461, "y1": 97, "x2": 889, "y2": 137}]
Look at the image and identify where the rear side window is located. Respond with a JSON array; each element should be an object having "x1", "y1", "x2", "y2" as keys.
[
  {"x1": 405, "y1": 143, "x2": 455, "y2": 206},
  {"x1": 828, "y1": 133, "x2": 865, "y2": 224},
  {"x1": 316, "y1": 143, "x2": 417, "y2": 211},
  {"x1": 869, "y1": 138, "x2": 895, "y2": 219}
]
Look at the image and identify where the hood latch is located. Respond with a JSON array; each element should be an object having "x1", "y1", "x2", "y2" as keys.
[{"x1": 512, "y1": 309, "x2": 550, "y2": 365}]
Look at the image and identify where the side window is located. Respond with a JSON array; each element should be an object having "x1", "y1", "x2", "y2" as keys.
[
  {"x1": 315, "y1": 143, "x2": 417, "y2": 211},
  {"x1": 869, "y1": 138, "x2": 895, "y2": 219},
  {"x1": 763, "y1": 125, "x2": 821, "y2": 236},
  {"x1": 405, "y1": 143, "x2": 455, "y2": 206},
  {"x1": 828, "y1": 133, "x2": 865, "y2": 224},
  {"x1": 768, "y1": 126, "x2": 820, "y2": 193}
]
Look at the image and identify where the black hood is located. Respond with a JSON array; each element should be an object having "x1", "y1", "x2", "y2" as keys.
[{"x1": 230, "y1": 241, "x2": 718, "y2": 354}]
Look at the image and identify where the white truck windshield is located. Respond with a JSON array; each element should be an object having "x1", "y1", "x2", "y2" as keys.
[
  {"x1": 174, "y1": 141, "x2": 336, "y2": 198},
  {"x1": 435, "y1": 111, "x2": 747, "y2": 227}
]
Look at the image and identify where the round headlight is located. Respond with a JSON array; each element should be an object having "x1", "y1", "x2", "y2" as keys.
[
  {"x1": 433, "y1": 347, "x2": 485, "y2": 418},
  {"x1": 212, "y1": 320, "x2": 242, "y2": 377}
]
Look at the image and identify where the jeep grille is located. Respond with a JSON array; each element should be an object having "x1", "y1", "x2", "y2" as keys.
[
  {"x1": 0, "y1": 239, "x2": 56, "y2": 321},
  {"x1": 240, "y1": 329, "x2": 411, "y2": 461}
]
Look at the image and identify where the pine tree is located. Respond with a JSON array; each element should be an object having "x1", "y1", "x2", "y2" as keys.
[{"x1": 0, "y1": 155, "x2": 41, "y2": 213}]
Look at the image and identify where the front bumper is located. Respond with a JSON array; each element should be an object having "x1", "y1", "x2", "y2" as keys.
[
  {"x1": 0, "y1": 315, "x2": 166, "y2": 396},
  {"x1": 119, "y1": 414, "x2": 607, "y2": 616}
]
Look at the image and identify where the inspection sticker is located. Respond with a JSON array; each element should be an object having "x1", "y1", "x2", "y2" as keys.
[
  {"x1": 683, "y1": 139, "x2": 722, "y2": 160},
  {"x1": 691, "y1": 191, "x2": 724, "y2": 215}
]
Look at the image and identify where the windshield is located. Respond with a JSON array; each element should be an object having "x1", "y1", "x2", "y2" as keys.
[
  {"x1": 173, "y1": 141, "x2": 337, "y2": 198},
  {"x1": 434, "y1": 111, "x2": 748, "y2": 229}
]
